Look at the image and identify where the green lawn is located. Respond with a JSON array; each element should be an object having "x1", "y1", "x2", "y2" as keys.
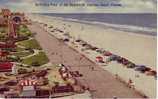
[
  {"x1": 0, "y1": 27, "x2": 7, "y2": 41},
  {"x1": 0, "y1": 27, "x2": 7, "y2": 33},
  {"x1": 15, "y1": 47, "x2": 26, "y2": 52},
  {"x1": 22, "y1": 52, "x2": 49, "y2": 66},
  {"x1": 18, "y1": 25, "x2": 32, "y2": 37},
  {"x1": 12, "y1": 51, "x2": 33, "y2": 58},
  {"x1": 17, "y1": 39, "x2": 42, "y2": 50}
]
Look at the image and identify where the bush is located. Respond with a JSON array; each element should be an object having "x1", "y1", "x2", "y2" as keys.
[
  {"x1": 18, "y1": 68, "x2": 28, "y2": 74},
  {"x1": 32, "y1": 61, "x2": 40, "y2": 67}
]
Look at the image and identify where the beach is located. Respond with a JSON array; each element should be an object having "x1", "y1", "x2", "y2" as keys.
[{"x1": 27, "y1": 14, "x2": 156, "y2": 98}]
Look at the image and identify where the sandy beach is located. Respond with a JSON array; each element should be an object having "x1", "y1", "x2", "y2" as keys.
[{"x1": 27, "y1": 14, "x2": 156, "y2": 98}]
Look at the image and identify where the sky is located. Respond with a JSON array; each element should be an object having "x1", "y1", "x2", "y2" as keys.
[{"x1": 0, "y1": 0, "x2": 156, "y2": 13}]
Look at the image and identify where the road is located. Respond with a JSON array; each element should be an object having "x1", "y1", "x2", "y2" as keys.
[{"x1": 28, "y1": 22, "x2": 143, "y2": 98}]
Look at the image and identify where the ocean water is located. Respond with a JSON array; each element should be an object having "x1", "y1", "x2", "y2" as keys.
[{"x1": 40, "y1": 13, "x2": 157, "y2": 36}]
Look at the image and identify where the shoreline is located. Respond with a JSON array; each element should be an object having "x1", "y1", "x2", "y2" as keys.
[{"x1": 36, "y1": 14, "x2": 157, "y2": 36}]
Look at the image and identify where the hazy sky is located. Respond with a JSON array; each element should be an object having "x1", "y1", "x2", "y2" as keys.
[{"x1": 0, "y1": 0, "x2": 156, "y2": 13}]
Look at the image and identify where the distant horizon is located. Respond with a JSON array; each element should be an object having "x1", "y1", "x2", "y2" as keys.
[
  {"x1": 14, "y1": 12, "x2": 157, "y2": 14},
  {"x1": 0, "y1": 0, "x2": 156, "y2": 13}
]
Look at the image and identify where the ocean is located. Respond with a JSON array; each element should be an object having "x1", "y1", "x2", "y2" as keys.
[{"x1": 40, "y1": 13, "x2": 157, "y2": 36}]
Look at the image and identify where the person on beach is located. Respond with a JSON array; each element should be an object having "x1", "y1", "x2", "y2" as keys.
[
  {"x1": 115, "y1": 74, "x2": 118, "y2": 79},
  {"x1": 91, "y1": 66, "x2": 94, "y2": 71},
  {"x1": 128, "y1": 79, "x2": 135, "y2": 89},
  {"x1": 113, "y1": 96, "x2": 118, "y2": 99}
]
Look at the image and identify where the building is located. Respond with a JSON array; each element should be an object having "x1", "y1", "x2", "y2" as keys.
[
  {"x1": 19, "y1": 79, "x2": 37, "y2": 97},
  {"x1": 8, "y1": 20, "x2": 18, "y2": 38},
  {"x1": 0, "y1": 50, "x2": 9, "y2": 61},
  {"x1": 0, "y1": 16, "x2": 6, "y2": 26},
  {"x1": 1, "y1": 9, "x2": 11, "y2": 18},
  {"x1": 0, "y1": 62, "x2": 13, "y2": 72},
  {"x1": 0, "y1": 42, "x2": 16, "y2": 48}
]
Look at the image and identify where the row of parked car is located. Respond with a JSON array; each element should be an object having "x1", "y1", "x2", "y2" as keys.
[{"x1": 73, "y1": 38, "x2": 157, "y2": 78}]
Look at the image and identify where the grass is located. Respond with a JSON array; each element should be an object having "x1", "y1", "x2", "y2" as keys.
[
  {"x1": 12, "y1": 51, "x2": 33, "y2": 58},
  {"x1": 47, "y1": 66, "x2": 66, "y2": 85},
  {"x1": 17, "y1": 39, "x2": 42, "y2": 50},
  {"x1": 0, "y1": 27, "x2": 7, "y2": 41},
  {"x1": 22, "y1": 51, "x2": 49, "y2": 66},
  {"x1": 0, "y1": 27, "x2": 7, "y2": 33},
  {"x1": 15, "y1": 47, "x2": 26, "y2": 52},
  {"x1": 18, "y1": 25, "x2": 32, "y2": 37}
]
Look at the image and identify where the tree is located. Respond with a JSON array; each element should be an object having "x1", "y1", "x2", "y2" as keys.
[{"x1": 18, "y1": 68, "x2": 27, "y2": 74}]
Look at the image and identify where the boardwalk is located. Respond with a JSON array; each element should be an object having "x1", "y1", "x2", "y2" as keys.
[{"x1": 28, "y1": 22, "x2": 143, "y2": 98}]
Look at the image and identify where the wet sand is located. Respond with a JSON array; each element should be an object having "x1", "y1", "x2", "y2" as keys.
[{"x1": 28, "y1": 22, "x2": 143, "y2": 98}]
